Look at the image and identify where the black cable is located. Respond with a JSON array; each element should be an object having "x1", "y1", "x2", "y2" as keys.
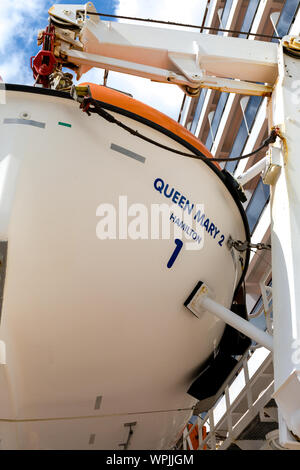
[
  {"x1": 86, "y1": 11, "x2": 282, "y2": 40},
  {"x1": 81, "y1": 97, "x2": 278, "y2": 163}
]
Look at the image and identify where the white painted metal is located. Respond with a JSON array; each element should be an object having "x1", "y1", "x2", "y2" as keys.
[
  {"x1": 247, "y1": 267, "x2": 273, "y2": 334},
  {"x1": 66, "y1": 50, "x2": 273, "y2": 97},
  {"x1": 207, "y1": 111, "x2": 215, "y2": 144},
  {"x1": 182, "y1": 348, "x2": 274, "y2": 451},
  {"x1": 270, "y1": 12, "x2": 280, "y2": 38},
  {"x1": 236, "y1": 156, "x2": 268, "y2": 187},
  {"x1": 269, "y1": 36, "x2": 300, "y2": 445},
  {"x1": 49, "y1": 3, "x2": 277, "y2": 95},
  {"x1": 0, "y1": 88, "x2": 248, "y2": 449},
  {"x1": 186, "y1": 285, "x2": 273, "y2": 351}
]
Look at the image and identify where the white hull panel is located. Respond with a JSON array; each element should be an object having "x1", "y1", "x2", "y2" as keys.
[{"x1": 0, "y1": 87, "x2": 248, "y2": 449}]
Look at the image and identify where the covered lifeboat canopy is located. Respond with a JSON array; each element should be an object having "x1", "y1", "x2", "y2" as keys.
[
  {"x1": 79, "y1": 82, "x2": 221, "y2": 169},
  {"x1": 0, "y1": 81, "x2": 250, "y2": 449}
]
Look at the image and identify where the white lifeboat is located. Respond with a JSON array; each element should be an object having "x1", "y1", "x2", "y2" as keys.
[{"x1": 0, "y1": 82, "x2": 249, "y2": 449}]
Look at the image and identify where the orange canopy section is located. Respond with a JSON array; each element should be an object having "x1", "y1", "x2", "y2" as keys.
[{"x1": 80, "y1": 83, "x2": 220, "y2": 169}]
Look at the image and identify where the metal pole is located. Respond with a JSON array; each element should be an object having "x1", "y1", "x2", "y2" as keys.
[
  {"x1": 236, "y1": 156, "x2": 268, "y2": 186},
  {"x1": 201, "y1": 296, "x2": 274, "y2": 351},
  {"x1": 269, "y1": 36, "x2": 300, "y2": 442}
]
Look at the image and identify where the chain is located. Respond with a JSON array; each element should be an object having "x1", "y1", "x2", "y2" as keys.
[{"x1": 227, "y1": 236, "x2": 271, "y2": 252}]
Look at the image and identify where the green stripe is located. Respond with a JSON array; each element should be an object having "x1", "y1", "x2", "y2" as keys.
[{"x1": 58, "y1": 121, "x2": 72, "y2": 128}]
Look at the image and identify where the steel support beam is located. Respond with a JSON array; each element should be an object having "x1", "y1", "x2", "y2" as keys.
[
  {"x1": 269, "y1": 37, "x2": 300, "y2": 444},
  {"x1": 49, "y1": 2, "x2": 277, "y2": 96},
  {"x1": 185, "y1": 282, "x2": 273, "y2": 351}
]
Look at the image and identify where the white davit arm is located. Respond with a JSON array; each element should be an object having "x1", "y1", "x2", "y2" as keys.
[{"x1": 32, "y1": 1, "x2": 278, "y2": 96}]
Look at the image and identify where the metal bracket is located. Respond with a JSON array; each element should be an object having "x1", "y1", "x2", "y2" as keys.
[
  {"x1": 119, "y1": 422, "x2": 137, "y2": 450},
  {"x1": 184, "y1": 281, "x2": 214, "y2": 318},
  {"x1": 184, "y1": 281, "x2": 273, "y2": 351},
  {"x1": 262, "y1": 147, "x2": 282, "y2": 185},
  {"x1": 70, "y1": 84, "x2": 91, "y2": 103}
]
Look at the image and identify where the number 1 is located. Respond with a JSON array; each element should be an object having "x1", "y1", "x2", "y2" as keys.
[{"x1": 167, "y1": 239, "x2": 183, "y2": 269}]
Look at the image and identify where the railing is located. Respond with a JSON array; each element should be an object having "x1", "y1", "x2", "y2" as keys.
[
  {"x1": 218, "y1": 0, "x2": 234, "y2": 34},
  {"x1": 238, "y1": 0, "x2": 260, "y2": 39},
  {"x1": 245, "y1": 177, "x2": 270, "y2": 234},
  {"x1": 180, "y1": 267, "x2": 274, "y2": 451},
  {"x1": 181, "y1": 348, "x2": 273, "y2": 450},
  {"x1": 271, "y1": 0, "x2": 300, "y2": 43},
  {"x1": 205, "y1": 92, "x2": 229, "y2": 150},
  {"x1": 225, "y1": 95, "x2": 262, "y2": 174},
  {"x1": 190, "y1": 89, "x2": 207, "y2": 134},
  {"x1": 249, "y1": 268, "x2": 273, "y2": 336}
]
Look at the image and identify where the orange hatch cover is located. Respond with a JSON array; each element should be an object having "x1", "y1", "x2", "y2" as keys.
[{"x1": 80, "y1": 83, "x2": 220, "y2": 169}]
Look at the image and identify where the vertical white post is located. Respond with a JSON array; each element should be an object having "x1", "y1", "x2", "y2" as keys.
[
  {"x1": 208, "y1": 409, "x2": 216, "y2": 450},
  {"x1": 197, "y1": 416, "x2": 203, "y2": 450},
  {"x1": 240, "y1": 96, "x2": 250, "y2": 135},
  {"x1": 269, "y1": 36, "x2": 300, "y2": 444},
  {"x1": 270, "y1": 12, "x2": 280, "y2": 38},
  {"x1": 182, "y1": 427, "x2": 188, "y2": 450},
  {"x1": 208, "y1": 111, "x2": 215, "y2": 143},
  {"x1": 225, "y1": 386, "x2": 232, "y2": 437},
  {"x1": 243, "y1": 357, "x2": 253, "y2": 410},
  {"x1": 217, "y1": 8, "x2": 224, "y2": 29}
]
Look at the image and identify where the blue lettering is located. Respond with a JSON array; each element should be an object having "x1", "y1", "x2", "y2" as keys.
[
  {"x1": 208, "y1": 222, "x2": 215, "y2": 236},
  {"x1": 154, "y1": 178, "x2": 164, "y2": 193},
  {"x1": 194, "y1": 210, "x2": 205, "y2": 225},
  {"x1": 170, "y1": 212, "x2": 176, "y2": 222},
  {"x1": 172, "y1": 190, "x2": 180, "y2": 204},
  {"x1": 155, "y1": 177, "x2": 224, "y2": 248},
  {"x1": 167, "y1": 238, "x2": 183, "y2": 269},
  {"x1": 185, "y1": 201, "x2": 194, "y2": 215},
  {"x1": 214, "y1": 228, "x2": 220, "y2": 239},
  {"x1": 178, "y1": 195, "x2": 186, "y2": 208},
  {"x1": 218, "y1": 234, "x2": 225, "y2": 247},
  {"x1": 203, "y1": 218, "x2": 210, "y2": 230},
  {"x1": 164, "y1": 184, "x2": 174, "y2": 199}
]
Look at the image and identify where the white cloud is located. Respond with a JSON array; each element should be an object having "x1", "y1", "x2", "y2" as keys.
[
  {"x1": 0, "y1": 0, "x2": 49, "y2": 54},
  {"x1": 96, "y1": 0, "x2": 207, "y2": 119},
  {"x1": 0, "y1": 50, "x2": 36, "y2": 85},
  {"x1": 0, "y1": 0, "x2": 52, "y2": 83},
  {"x1": 116, "y1": 0, "x2": 206, "y2": 28}
]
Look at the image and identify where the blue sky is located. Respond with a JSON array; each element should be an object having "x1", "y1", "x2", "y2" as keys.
[
  {"x1": 0, "y1": 1, "x2": 119, "y2": 85},
  {"x1": 0, "y1": 1, "x2": 206, "y2": 119}
]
